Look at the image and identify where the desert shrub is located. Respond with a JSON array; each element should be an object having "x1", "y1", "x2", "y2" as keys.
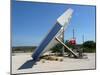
[
  {"x1": 82, "y1": 41, "x2": 96, "y2": 53},
  {"x1": 50, "y1": 43, "x2": 63, "y2": 55}
]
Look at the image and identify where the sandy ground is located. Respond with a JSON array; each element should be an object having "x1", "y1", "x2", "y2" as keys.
[{"x1": 12, "y1": 53, "x2": 96, "y2": 74}]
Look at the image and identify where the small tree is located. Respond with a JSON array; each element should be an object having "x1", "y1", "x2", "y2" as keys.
[
  {"x1": 82, "y1": 41, "x2": 96, "y2": 52},
  {"x1": 50, "y1": 43, "x2": 63, "y2": 55}
]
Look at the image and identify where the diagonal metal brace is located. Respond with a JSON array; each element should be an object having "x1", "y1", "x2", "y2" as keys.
[{"x1": 55, "y1": 37, "x2": 78, "y2": 58}]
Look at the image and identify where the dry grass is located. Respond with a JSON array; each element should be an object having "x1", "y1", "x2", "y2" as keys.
[{"x1": 40, "y1": 55, "x2": 63, "y2": 61}]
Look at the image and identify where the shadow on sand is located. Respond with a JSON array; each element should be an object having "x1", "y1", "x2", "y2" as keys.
[{"x1": 18, "y1": 59, "x2": 36, "y2": 70}]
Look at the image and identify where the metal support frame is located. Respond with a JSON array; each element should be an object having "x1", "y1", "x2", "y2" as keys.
[{"x1": 55, "y1": 37, "x2": 78, "y2": 58}]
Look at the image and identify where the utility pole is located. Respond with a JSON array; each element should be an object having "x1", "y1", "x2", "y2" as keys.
[
  {"x1": 72, "y1": 28, "x2": 76, "y2": 50},
  {"x1": 82, "y1": 35, "x2": 84, "y2": 44},
  {"x1": 73, "y1": 28, "x2": 75, "y2": 39}
]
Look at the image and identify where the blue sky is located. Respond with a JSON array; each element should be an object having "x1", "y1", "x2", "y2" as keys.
[{"x1": 12, "y1": 0, "x2": 96, "y2": 46}]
